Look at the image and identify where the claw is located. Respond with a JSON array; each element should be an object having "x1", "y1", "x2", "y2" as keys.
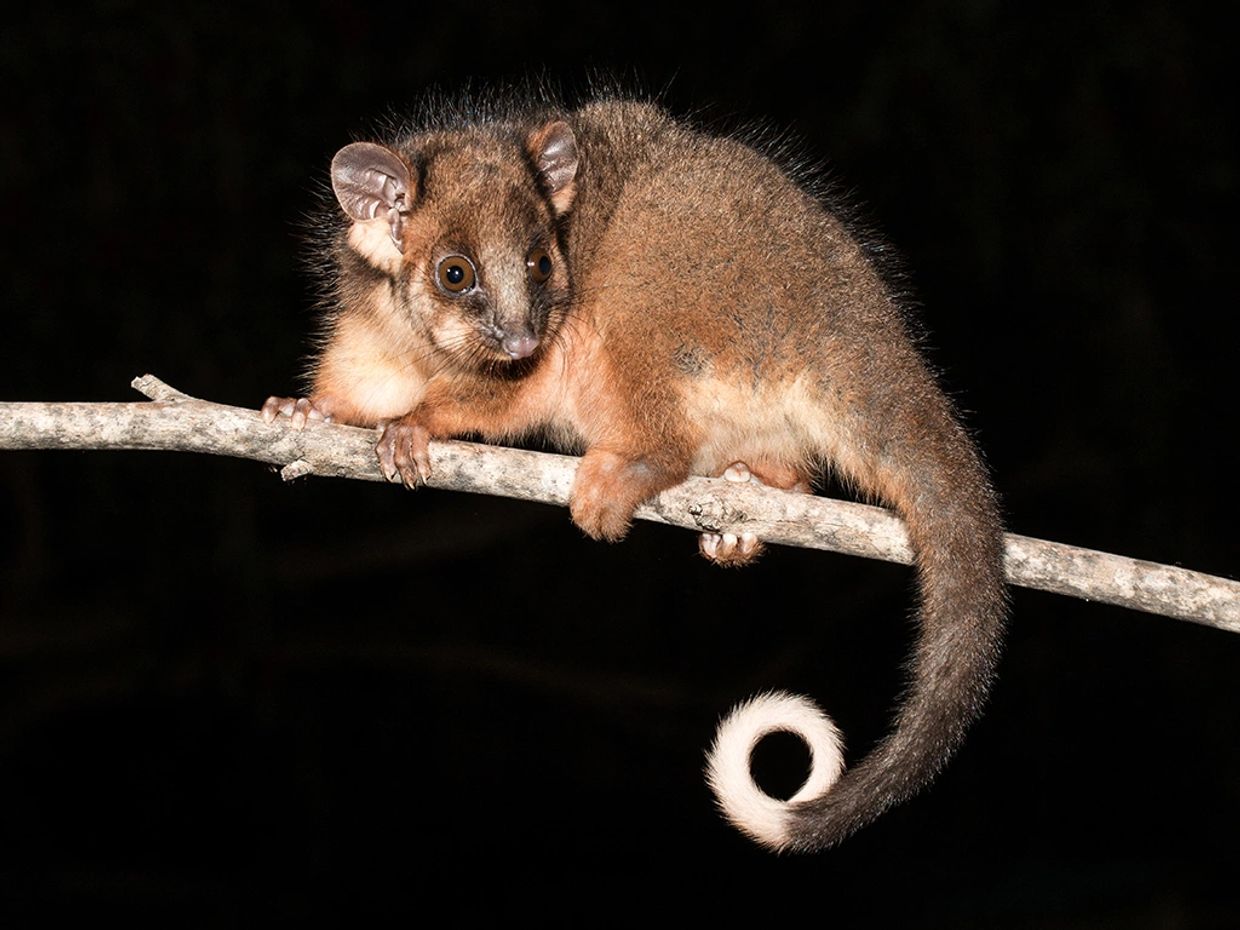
[
  {"x1": 261, "y1": 395, "x2": 333, "y2": 431},
  {"x1": 260, "y1": 396, "x2": 290, "y2": 424},
  {"x1": 376, "y1": 418, "x2": 432, "y2": 488}
]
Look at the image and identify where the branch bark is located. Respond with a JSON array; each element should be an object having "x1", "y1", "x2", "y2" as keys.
[{"x1": 1, "y1": 375, "x2": 1236, "y2": 634}]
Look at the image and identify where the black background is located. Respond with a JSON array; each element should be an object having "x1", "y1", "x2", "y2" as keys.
[{"x1": 2, "y1": 2, "x2": 1237, "y2": 924}]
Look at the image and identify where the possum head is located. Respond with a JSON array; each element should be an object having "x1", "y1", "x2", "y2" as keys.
[{"x1": 330, "y1": 120, "x2": 578, "y2": 367}]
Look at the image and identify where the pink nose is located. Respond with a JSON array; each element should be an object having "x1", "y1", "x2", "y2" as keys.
[{"x1": 501, "y1": 333, "x2": 540, "y2": 359}]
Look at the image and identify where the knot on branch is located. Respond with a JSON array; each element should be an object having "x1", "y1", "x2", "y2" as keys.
[
  {"x1": 280, "y1": 459, "x2": 315, "y2": 481},
  {"x1": 687, "y1": 498, "x2": 751, "y2": 534}
]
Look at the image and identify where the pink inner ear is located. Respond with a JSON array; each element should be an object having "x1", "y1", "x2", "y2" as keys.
[{"x1": 330, "y1": 142, "x2": 413, "y2": 223}]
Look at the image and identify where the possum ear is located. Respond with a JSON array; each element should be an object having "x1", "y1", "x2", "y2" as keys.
[
  {"x1": 527, "y1": 121, "x2": 578, "y2": 215},
  {"x1": 331, "y1": 143, "x2": 415, "y2": 247}
]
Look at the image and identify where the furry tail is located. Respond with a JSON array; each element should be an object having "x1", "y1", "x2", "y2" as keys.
[
  {"x1": 706, "y1": 692, "x2": 846, "y2": 847},
  {"x1": 705, "y1": 400, "x2": 1008, "y2": 852}
]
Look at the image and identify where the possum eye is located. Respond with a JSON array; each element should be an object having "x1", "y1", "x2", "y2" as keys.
[
  {"x1": 436, "y1": 255, "x2": 477, "y2": 294},
  {"x1": 527, "y1": 248, "x2": 552, "y2": 283}
]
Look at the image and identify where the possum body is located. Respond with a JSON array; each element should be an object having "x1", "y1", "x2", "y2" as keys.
[{"x1": 263, "y1": 96, "x2": 1007, "y2": 852}]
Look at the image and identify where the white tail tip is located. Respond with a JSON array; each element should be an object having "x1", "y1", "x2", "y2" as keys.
[{"x1": 705, "y1": 691, "x2": 845, "y2": 850}]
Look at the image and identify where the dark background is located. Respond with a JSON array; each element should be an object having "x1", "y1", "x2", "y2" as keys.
[{"x1": 2, "y1": 2, "x2": 1236, "y2": 923}]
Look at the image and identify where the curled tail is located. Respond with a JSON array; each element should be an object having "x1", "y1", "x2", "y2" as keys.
[{"x1": 706, "y1": 398, "x2": 1008, "y2": 852}]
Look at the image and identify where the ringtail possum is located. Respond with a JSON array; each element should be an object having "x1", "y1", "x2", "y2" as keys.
[{"x1": 263, "y1": 95, "x2": 1007, "y2": 852}]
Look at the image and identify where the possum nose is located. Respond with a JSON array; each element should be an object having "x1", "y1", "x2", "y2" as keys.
[{"x1": 501, "y1": 332, "x2": 540, "y2": 359}]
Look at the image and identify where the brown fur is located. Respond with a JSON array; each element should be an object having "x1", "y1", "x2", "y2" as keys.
[{"x1": 266, "y1": 96, "x2": 1008, "y2": 851}]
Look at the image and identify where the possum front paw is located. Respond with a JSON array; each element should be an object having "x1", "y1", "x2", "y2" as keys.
[
  {"x1": 570, "y1": 449, "x2": 687, "y2": 542},
  {"x1": 375, "y1": 415, "x2": 433, "y2": 489},
  {"x1": 261, "y1": 395, "x2": 336, "y2": 431}
]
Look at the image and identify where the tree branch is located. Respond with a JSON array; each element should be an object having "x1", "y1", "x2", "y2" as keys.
[{"x1": 2, "y1": 374, "x2": 1235, "y2": 634}]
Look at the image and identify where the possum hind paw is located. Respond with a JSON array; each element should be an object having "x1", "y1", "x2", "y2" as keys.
[
  {"x1": 698, "y1": 462, "x2": 765, "y2": 566},
  {"x1": 698, "y1": 461, "x2": 813, "y2": 567},
  {"x1": 699, "y1": 530, "x2": 762, "y2": 566}
]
